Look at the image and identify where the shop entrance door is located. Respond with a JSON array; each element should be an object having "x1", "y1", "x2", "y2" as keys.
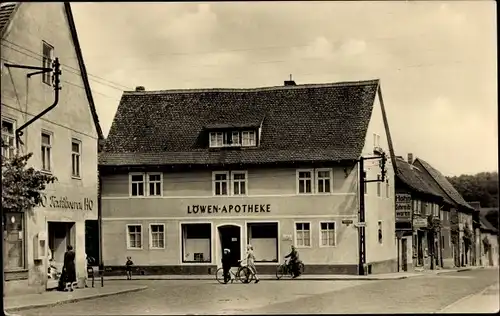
[
  {"x1": 401, "y1": 238, "x2": 408, "y2": 272},
  {"x1": 218, "y1": 225, "x2": 241, "y2": 267},
  {"x1": 48, "y1": 222, "x2": 76, "y2": 263}
]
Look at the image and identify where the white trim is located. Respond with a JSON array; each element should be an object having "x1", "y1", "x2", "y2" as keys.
[
  {"x1": 42, "y1": 40, "x2": 54, "y2": 85},
  {"x1": 129, "y1": 172, "x2": 146, "y2": 197},
  {"x1": 231, "y1": 170, "x2": 248, "y2": 196},
  {"x1": 212, "y1": 171, "x2": 230, "y2": 196},
  {"x1": 71, "y1": 138, "x2": 82, "y2": 179},
  {"x1": 148, "y1": 223, "x2": 166, "y2": 250},
  {"x1": 147, "y1": 172, "x2": 163, "y2": 197},
  {"x1": 244, "y1": 219, "x2": 281, "y2": 264},
  {"x1": 1, "y1": 116, "x2": 17, "y2": 159},
  {"x1": 214, "y1": 223, "x2": 244, "y2": 268},
  {"x1": 41, "y1": 129, "x2": 53, "y2": 173},
  {"x1": 315, "y1": 168, "x2": 333, "y2": 194},
  {"x1": 319, "y1": 221, "x2": 337, "y2": 248},
  {"x1": 104, "y1": 215, "x2": 358, "y2": 222},
  {"x1": 293, "y1": 221, "x2": 312, "y2": 248},
  {"x1": 126, "y1": 224, "x2": 143, "y2": 250},
  {"x1": 101, "y1": 192, "x2": 356, "y2": 200},
  {"x1": 209, "y1": 131, "x2": 224, "y2": 148},
  {"x1": 178, "y1": 221, "x2": 213, "y2": 265},
  {"x1": 296, "y1": 169, "x2": 314, "y2": 195}
]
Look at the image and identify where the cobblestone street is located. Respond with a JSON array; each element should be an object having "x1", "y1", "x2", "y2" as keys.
[{"x1": 17, "y1": 269, "x2": 499, "y2": 315}]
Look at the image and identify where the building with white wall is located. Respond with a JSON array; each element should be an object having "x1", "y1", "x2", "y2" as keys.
[
  {"x1": 98, "y1": 79, "x2": 397, "y2": 275},
  {"x1": 1, "y1": 2, "x2": 103, "y2": 294}
]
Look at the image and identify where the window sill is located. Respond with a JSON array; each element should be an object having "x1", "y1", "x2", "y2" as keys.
[
  {"x1": 319, "y1": 245, "x2": 337, "y2": 248},
  {"x1": 71, "y1": 175, "x2": 82, "y2": 180},
  {"x1": 149, "y1": 247, "x2": 166, "y2": 250},
  {"x1": 41, "y1": 169, "x2": 53, "y2": 175},
  {"x1": 126, "y1": 248, "x2": 143, "y2": 251}
]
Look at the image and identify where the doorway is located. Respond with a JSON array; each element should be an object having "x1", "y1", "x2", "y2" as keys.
[
  {"x1": 417, "y1": 230, "x2": 424, "y2": 266},
  {"x1": 48, "y1": 222, "x2": 76, "y2": 264},
  {"x1": 218, "y1": 225, "x2": 241, "y2": 267},
  {"x1": 401, "y1": 238, "x2": 408, "y2": 272}
]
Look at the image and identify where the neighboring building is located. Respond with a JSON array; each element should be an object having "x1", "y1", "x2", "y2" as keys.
[
  {"x1": 394, "y1": 155, "x2": 445, "y2": 271},
  {"x1": 1, "y1": 2, "x2": 103, "y2": 294},
  {"x1": 479, "y1": 208, "x2": 499, "y2": 267},
  {"x1": 413, "y1": 158, "x2": 476, "y2": 268},
  {"x1": 99, "y1": 79, "x2": 398, "y2": 275},
  {"x1": 468, "y1": 201, "x2": 483, "y2": 266}
]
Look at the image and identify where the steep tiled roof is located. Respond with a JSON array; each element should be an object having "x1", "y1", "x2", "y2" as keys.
[
  {"x1": 100, "y1": 80, "x2": 380, "y2": 167},
  {"x1": 0, "y1": 2, "x2": 18, "y2": 37},
  {"x1": 414, "y1": 158, "x2": 473, "y2": 210},
  {"x1": 395, "y1": 157, "x2": 443, "y2": 199},
  {"x1": 479, "y1": 209, "x2": 498, "y2": 234}
]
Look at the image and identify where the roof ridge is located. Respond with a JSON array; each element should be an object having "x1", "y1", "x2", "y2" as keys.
[{"x1": 123, "y1": 79, "x2": 380, "y2": 95}]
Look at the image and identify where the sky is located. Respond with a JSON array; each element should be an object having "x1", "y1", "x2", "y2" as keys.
[{"x1": 70, "y1": 1, "x2": 497, "y2": 177}]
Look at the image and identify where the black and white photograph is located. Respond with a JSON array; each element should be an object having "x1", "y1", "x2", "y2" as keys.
[{"x1": 1, "y1": 1, "x2": 498, "y2": 315}]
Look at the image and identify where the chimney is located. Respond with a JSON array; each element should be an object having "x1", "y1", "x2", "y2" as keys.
[
  {"x1": 284, "y1": 74, "x2": 296, "y2": 86},
  {"x1": 135, "y1": 86, "x2": 145, "y2": 91},
  {"x1": 407, "y1": 153, "x2": 413, "y2": 165}
]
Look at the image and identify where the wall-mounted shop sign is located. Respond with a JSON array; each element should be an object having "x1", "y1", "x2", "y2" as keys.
[
  {"x1": 342, "y1": 219, "x2": 354, "y2": 226},
  {"x1": 395, "y1": 193, "x2": 412, "y2": 222},
  {"x1": 38, "y1": 196, "x2": 94, "y2": 211},
  {"x1": 187, "y1": 204, "x2": 271, "y2": 215},
  {"x1": 413, "y1": 217, "x2": 428, "y2": 228}
]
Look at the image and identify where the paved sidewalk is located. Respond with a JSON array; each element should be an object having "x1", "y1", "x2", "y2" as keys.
[
  {"x1": 103, "y1": 266, "x2": 486, "y2": 281},
  {"x1": 4, "y1": 283, "x2": 147, "y2": 313},
  {"x1": 439, "y1": 282, "x2": 500, "y2": 313}
]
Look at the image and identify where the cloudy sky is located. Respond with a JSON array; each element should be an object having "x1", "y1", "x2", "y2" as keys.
[{"x1": 71, "y1": 1, "x2": 497, "y2": 177}]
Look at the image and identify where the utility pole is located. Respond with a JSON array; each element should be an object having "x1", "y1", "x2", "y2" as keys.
[
  {"x1": 2, "y1": 58, "x2": 61, "y2": 313},
  {"x1": 358, "y1": 152, "x2": 387, "y2": 275}
]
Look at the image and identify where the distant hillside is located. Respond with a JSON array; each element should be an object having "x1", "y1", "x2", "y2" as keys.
[{"x1": 446, "y1": 172, "x2": 499, "y2": 208}]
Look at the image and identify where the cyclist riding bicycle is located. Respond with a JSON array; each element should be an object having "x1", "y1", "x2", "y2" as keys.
[{"x1": 284, "y1": 245, "x2": 301, "y2": 278}]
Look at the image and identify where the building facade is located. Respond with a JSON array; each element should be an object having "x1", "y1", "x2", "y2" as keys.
[
  {"x1": 413, "y1": 158, "x2": 475, "y2": 268},
  {"x1": 99, "y1": 80, "x2": 398, "y2": 275},
  {"x1": 1, "y1": 2, "x2": 103, "y2": 294}
]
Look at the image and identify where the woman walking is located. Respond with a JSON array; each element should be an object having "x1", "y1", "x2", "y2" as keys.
[
  {"x1": 60, "y1": 245, "x2": 76, "y2": 291},
  {"x1": 245, "y1": 244, "x2": 259, "y2": 284}
]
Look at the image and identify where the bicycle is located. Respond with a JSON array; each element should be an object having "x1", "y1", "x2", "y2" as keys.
[
  {"x1": 216, "y1": 259, "x2": 254, "y2": 284},
  {"x1": 276, "y1": 259, "x2": 305, "y2": 280}
]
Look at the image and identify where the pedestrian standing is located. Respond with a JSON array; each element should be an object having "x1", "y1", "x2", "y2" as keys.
[
  {"x1": 58, "y1": 245, "x2": 76, "y2": 291},
  {"x1": 246, "y1": 244, "x2": 260, "y2": 283},
  {"x1": 126, "y1": 256, "x2": 134, "y2": 280},
  {"x1": 221, "y1": 248, "x2": 232, "y2": 284}
]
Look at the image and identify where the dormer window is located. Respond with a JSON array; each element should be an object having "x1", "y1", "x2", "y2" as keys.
[{"x1": 209, "y1": 130, "x2": 257, "y2": 148}]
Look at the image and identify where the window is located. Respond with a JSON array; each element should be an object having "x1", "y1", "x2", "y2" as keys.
[
  {"x1": 71, "y1": 139, "x2": 81, "y2": 178},
  {"x1": 213, "y1": 172, "x2": 229, "y2": 196},
  {"x1": 247, "y1": 222, "x2": 278, "y2": 262},
  {"x1": 148, "y1": 173, "x2": 162, "y2": 196},
  {"x1": 1, "y1": 118, "x2": 15, "y2": 159},
  {"x1": 42, "y1": 41, "x2": 54, "y2": 85},
  {"x1": 297, "y1": 170, "x2": 313, "y2": 194},
  {"x1": 209, "y1": 132, "x2": 224, "y2": 148},
  {"x1": 127, "y1": 225, "x2": 142, "y2": 249},
  {"x1": 231, "y1": 131, "x2": 241, "y2": 146},
  {"x1": 373, "y1": 133, "x2": 381, "y2": 148},
  {"x1": 232, "y1": 171, "x2": 247, "y2": 195},
  {"x1": 130, "y1": 174, "x2": 145, "y2": 197},
  {"x1": 316, "y1": 169, "x2": 332, "y2": 193},
  {"x1": 242, "y1": 131, "x2": 256, "y2": 146},
  {"x1": 295, "y1": 223, "x2": 311, "y2": 247},
  {"x1": 182, "y1": 223, "x2": 211, "y2": 263},
  {"x1": 3, "y1": 212, "x2": 25, "y2": 270},
  {"x1": 320, "y1": 222, "x2": 336, "y2": 247},
  {"x1": 149, "y1": 224, "x2": 165, "y2": 249},
  {"x1": 376, "y1": 175, "x2": 381, "y2": 197},
  {"x1": 41, "y1": 132, "x2": 52, "y2": 172},
  {"x1": 378, "y1": 221, "x2": 383, "y2": 244},
  {"x1": 386, "y1": 179, "x2": 389, "y2": 198}
]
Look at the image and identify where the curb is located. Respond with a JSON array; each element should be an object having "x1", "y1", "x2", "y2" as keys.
[
  {"x1": 103, "y1": 275, "x2": 411, "y2": 281},
  {"x1": 438, "y1": 282, "x2": 498, "y2": 313},
  {"x1": 5, "y1": 286, "x2": 148, "y2": 312}
]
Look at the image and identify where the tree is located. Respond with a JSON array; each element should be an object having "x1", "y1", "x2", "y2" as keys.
[
  {"x1": 446, "y1": 172, "x2": 499, "y2": 208},
  {"x1": 2, "y1": 152, "x2": 57, "y2": 212}
]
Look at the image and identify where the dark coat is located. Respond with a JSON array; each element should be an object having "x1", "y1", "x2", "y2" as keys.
[
  {"x1": 221, "y1": 252, "x2": 231, "y2": 268},
  {"x1": 63, "y1": 250, "x2": 76, "y2": 283}
]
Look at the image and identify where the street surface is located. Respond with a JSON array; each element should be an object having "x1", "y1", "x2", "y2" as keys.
[{"x1": 19, "y1": 269, "x2": 499, "y2": 315}]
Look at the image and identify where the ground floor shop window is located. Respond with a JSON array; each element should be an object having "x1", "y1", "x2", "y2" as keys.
[
  {"x1": 3, "y1": 212, "x2": 25, "y2": 270},
  {"x1": 247, "y1": 222, "x2": 278, "y2": 262},
  {"x1": 182, "y1": 223, "x2": 211, "y2": 263}
]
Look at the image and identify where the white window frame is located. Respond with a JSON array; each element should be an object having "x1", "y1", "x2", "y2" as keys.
[
  {"x1": 126, "y1": 224, "x2": 143, "y2": 250},
  {"x1": 316, "y1": 168, "x2": 333, "y2": 194},
  {"x1": 129, "y1": 172, "x2": 146, "y2": 197},
  {"x1": 294, "y1": 222, "x2": 312, "y2": 248},
  {"x1": 42, "y1": 41, "x2": 54, "y2": 85},
  {"x1": 147, "y1": 172, "x2": 163, "y2": 196},
  {"x1": 71, "y1": 138, "x2": 81, "y2": 178},
  {"x1": 242, "y1": 131, "x2": 256, "y2": 147},
  {"x1": 231, "y1": 170, "x2": 248, "y2": 196},
  {"x1": 296, "y1": 169, "x2": 314, "y2": 195},
  {"x1": 212, "y1": 171, "x2": 229, "y2": 196},
  {"x1": 149, "y1": 223, "x2": 165, "y2": 250},
  {"x1": 319, "y1": 221, "x2": 337, "y2": 247},
  {"x1": 1, "y1": 117, "x2": 16, "y2": 159},
  {"x1": 376, "y1": 175, "x2": 381, "y2": 197},
  {"x1": 41, "y1": 130, "x2": 53, "y2": 173},
  {"x1": 209, "y1": 132, "x2": 224, "y2": 148},
  {"x1": 378, "y1": 220, "x2": 383, "y2": 244},
  {"x1": 231, "y1": 131, "x2": 241, "y2": 146}
]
